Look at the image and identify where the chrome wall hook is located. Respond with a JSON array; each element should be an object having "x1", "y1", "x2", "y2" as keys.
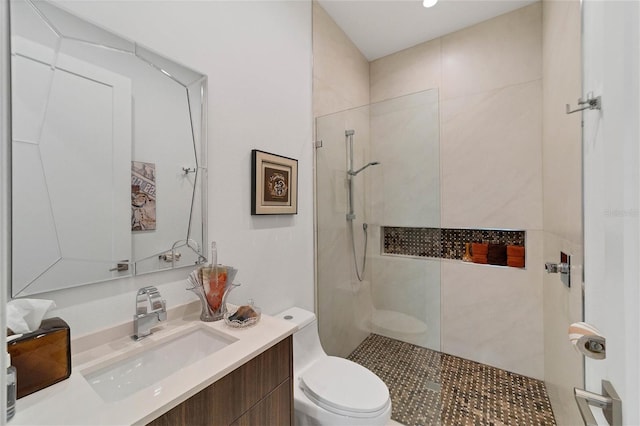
[{"x1": 566, "y1": 92, "x2": 602, "y2": 114}]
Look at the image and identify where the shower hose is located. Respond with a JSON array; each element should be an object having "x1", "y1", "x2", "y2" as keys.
[{"x1": 350, "y1": 221, "x2": 368, "y2": 282}]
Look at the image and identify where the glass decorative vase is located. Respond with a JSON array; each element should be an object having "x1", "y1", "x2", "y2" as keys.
[{"x1": 187, "y1": 265, "x2": 239, "y2": 321}]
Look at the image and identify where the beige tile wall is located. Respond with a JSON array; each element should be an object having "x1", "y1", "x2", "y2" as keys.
[
  {"x1": 440, "y1": 80, "x2": 542, "y2": 230},
  {"x1": 313, "y1": 2, "x2": 369, "y2": 117},
  {"x1": 441, "y1": 230, "x2": 544, "y2": 379},
  {"x1": 370, "y1": 39, "x2": 441, "y2": 104},
  {"x1": 313, "y1": 1, "x2": 371, "y2": 357},
  {"x1": 440, "y1": 4, "x2": 542, "y2": 101},
  {"x1": 542, "y1": 0, "x2": 583, "y2": 424}
]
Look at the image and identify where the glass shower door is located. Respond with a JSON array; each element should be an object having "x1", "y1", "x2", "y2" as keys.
[{"x1": 315, "y1": 88, "x2": 441, "y2": 357}]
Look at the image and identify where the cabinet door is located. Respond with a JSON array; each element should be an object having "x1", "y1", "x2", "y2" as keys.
[
  {"x1": 211, "y1": 336, "x2": 292, "y2": 424},
  {"x1": 146, "y1": 405, "x2": 182, "y2": 426},
  {"x1": 231, "y1": 379, "x2": 292, "y2": 426}
]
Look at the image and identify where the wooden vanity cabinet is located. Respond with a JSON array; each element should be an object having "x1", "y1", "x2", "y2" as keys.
[{"x1": 148, "y1": 336, "x2": 293, "y2": 426}]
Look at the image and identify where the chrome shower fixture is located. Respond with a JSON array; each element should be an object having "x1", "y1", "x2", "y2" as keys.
[
  {"x1": 348, "y1": 161, "x2": 380, "y2": 176},
  {"x1": 345, "y1": 129, "x2": 381, "y2": 222},
  {"x1": 344, "y1": 129, "x2": 381, "y2": 282}
]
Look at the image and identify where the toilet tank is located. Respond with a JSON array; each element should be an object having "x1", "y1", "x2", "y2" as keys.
[{"x1": 277, "y1": 307, "x2": 327, "y2": 374}]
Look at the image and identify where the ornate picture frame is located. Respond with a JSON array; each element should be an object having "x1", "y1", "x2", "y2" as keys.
[{"x1": 251, "y1": 150, "x2": 298, "y2": 215}]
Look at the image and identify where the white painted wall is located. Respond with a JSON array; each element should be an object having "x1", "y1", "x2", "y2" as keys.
[
  {"x1": 1, "y1": 0, "x2": 11, "y2": 421},
  {"x1": 14, "y1": 0, "x2": 314, "y2": 337},
  {"x1": 583, "y1": 1, "x2": 640, "y2": 423}
]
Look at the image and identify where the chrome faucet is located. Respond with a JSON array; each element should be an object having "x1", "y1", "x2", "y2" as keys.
[{"x1": 132, "y1": 286, "x2": 167, "y2": 340}]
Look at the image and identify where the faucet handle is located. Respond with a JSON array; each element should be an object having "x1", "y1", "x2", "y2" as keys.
[
  {"x1": 136, "y1": 286, "x2": 165, "y2": 315},
  {"x1": 148, "y1": 291, "x2": 165, "y2": 312}
]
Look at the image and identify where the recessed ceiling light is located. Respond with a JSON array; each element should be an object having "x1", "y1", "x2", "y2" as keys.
[{"x1": 423, "y1": 0, "x2": 438, "y2": 8}]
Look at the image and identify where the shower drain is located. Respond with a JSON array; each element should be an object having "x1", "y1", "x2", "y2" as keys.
[{"x1": 425, "y1": 381, "x2": 441, "y2": 393}]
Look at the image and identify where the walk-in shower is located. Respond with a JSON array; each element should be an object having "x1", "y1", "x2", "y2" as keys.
[{"x1": 345, "y1": 129, "x2": 380, "y2": 282}]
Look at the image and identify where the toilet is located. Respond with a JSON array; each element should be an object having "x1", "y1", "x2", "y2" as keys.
[{"x1": 277, "y1": 307, "x2": 392, "y2": 426}]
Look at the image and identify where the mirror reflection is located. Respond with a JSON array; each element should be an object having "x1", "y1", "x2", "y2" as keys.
[{"x1": 10, "y1": 0, "x2": 207, "y2": 297}]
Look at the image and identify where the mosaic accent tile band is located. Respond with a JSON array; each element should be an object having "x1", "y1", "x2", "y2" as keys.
[
  {"x1": 383, "y1": 227, "x2": 525, "y2": 261},
  {"x1": 348, "y1": 334, "x2": 556, "y2": 426}
]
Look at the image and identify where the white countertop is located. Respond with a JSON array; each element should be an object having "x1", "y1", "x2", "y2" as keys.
[{"x1": 10, "y1": 302, "x2": 297, "y2": 425}]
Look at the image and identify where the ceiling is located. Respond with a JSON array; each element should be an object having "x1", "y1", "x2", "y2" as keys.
[{"x1": 316, "y1": 0, "x2": 539, "y2": 61}]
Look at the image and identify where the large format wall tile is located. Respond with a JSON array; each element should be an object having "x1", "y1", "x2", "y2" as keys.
[
  {"x1": 542, "y1": 1, "x2": 583, "y2": 424},
  {"x1": 370, "y1": 39, "x2": 441, "y2": 104},
  {"x1": 441, "y1": 2, "x2": 542, "y2": 101},
  {"x1": 369, "y1": 89, "x2": 440, "y2": 227},
  {"x1": 441, "y1": 230, "x2": 544, "y2": 379},
  {"x1": 313, "y1": 2, "x2": 369, "y2": 117},
  {"x1": 313, "y1": 0, "x2": 371, "y2": 360},
  {"x1": 542, "y1": 231, "x2": 583, "y2": 426},
  {"x1": 542, "y1": 0, "x2": 582, "y2": 245},
  {"x1": 317, "y1": 227, "x2": 371, "y2": 357},
  {"x1": 441, "y1": 231, "x2": 544, "y2": 379},
  {"x1": 316, "y1": 106, "x2": 371, "y2": 229},
  {"x1": 441, "y1": 80, "x2": 543, "y2": 230}
]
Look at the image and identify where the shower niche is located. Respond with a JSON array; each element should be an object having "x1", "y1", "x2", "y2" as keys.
[{"x1": 382, "y1": 226, "x2": 526, "y2": 267}]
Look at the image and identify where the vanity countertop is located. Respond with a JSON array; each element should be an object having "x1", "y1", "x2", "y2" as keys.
[{"x1": 10, "y1": 302, "x2": 297, "y2": 425}]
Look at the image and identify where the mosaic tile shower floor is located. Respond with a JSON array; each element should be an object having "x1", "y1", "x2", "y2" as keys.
[{"x1": 347, "y1": 334, "x2": 556, "y2": 426}]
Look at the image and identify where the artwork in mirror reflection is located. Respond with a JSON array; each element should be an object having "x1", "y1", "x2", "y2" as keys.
[{"x1": 10, "y1": 0, "x2": 208, "y2": 297}]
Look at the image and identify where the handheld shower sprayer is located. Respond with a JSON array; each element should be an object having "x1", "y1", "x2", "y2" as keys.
[{"x1": 348, "y1": 161, "x2": 381, "y2": 176}]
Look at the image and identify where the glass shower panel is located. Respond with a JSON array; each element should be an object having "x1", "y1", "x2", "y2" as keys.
[
  {"x1": 315, "y1": 89, "x2": 441, "y2": 360},
  {"x1": 316, "y1": 104, "x2": 372, "y2": 358},
  {"x1": 368, "y1": 89, "x2": 441, "y2": 352}
]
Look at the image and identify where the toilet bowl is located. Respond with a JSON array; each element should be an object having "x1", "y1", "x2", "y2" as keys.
[{"x1": 277, "y1": 307, "x2": 392, "y2": 426}]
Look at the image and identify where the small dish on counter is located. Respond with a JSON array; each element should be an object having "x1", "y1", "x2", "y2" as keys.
[{"x1": 224, "y1": 301, "x2": 261, "y2": 328}]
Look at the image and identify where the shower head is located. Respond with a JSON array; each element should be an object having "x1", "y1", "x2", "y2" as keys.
[{"x1": 348, "y1": 161, "x2": 381, "y2": 176}]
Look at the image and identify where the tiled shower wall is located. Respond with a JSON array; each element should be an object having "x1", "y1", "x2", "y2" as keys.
[
  {"x1": 541, "y1": 0, "x2": 583, "y2": 424},
  {"x1": 314, "y1": 2, "x2": 544, "y2": 379},
  {"x1": 313, "y1": 2, "x2": 371, "y2": 358}
]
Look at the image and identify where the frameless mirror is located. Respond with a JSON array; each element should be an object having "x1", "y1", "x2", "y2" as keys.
[{"x1": 10, "y1": 0, "x2": 207, "y2": 297}]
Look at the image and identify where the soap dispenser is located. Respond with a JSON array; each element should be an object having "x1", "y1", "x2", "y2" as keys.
[{"x1": 6, "y1": 352, "x2": 16, "y2": 421}]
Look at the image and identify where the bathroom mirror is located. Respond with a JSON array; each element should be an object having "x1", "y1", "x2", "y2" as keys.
[{"x1": 10, "y1": 0, "x2": 207, "y2": 297}]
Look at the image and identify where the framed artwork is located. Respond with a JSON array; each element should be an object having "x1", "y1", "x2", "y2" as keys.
[{"x1": 251, "y1": 150, "x2": 298, "y2": 215}]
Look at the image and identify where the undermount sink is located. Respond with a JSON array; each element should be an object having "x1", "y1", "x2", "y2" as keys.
[{"x1": 82, "y1": 326, "x2": 235, "y2": 402}]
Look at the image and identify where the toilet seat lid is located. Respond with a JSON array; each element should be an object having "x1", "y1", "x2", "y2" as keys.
[{"x1": 299, "y1": 356, "x2": 390, "y2": 417}]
